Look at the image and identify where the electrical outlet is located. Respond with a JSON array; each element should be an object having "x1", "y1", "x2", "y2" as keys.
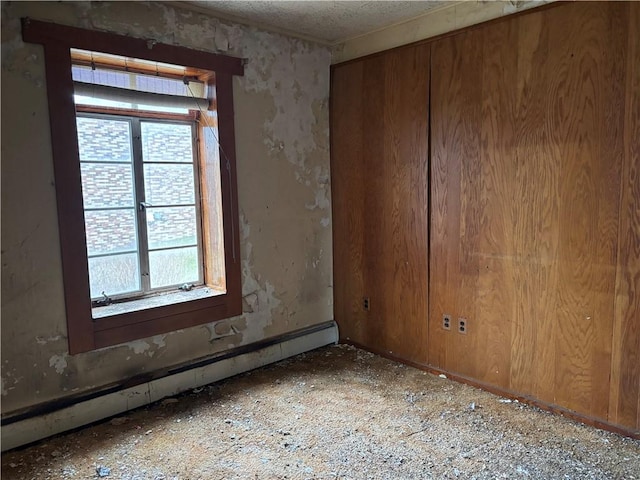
[
  {"x1": 442, "y1": 314, "x2": 451, "y2": 330},
  {"x1": 458, "y1": 317, "x2": 468, "y2": 334},
  {"x1": 363, "y1": 297, "x2": 370, "y2": 311}
]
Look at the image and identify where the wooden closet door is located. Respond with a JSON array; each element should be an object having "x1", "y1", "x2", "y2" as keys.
[
  {"x1": 429, "y1": 1, "x2": 634, "y2": 423},
  {"x1": 609, "y1": 1, "x2": 640, "y2": 431},
  {"x1": 331, "y1": 44, "x2": 430, "y2": 364},
  {"x1": 331, "y1": 60, "x2": 367, "y2": 345}
]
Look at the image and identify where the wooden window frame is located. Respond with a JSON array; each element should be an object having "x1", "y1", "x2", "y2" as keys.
[{"x1": 22, "y1": 19, "x2": 243, "y2": 354}]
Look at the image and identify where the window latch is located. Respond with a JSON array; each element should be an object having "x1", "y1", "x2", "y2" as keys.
[
  {"x1": 93, "y1": 291, "x2": 112, "y2": 307},
  {"x1": 139, "y1": 201, "x2": 152, "y2": 211}
]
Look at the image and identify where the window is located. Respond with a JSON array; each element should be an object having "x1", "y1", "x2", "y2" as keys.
[
  {"x1": 77, "y1": 114, "x2": 204, "y2": 303},
  {"x1": 22, "y1": 19, "x2": 244, "y2": 353}
]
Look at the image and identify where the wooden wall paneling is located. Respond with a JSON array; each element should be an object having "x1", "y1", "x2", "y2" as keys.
[
  {"x1": 334, "y1": 0, "x2": 637, "y2": 432},
  {"x1": 332, "y1": 44, "x2": 430, "y2": 363},
  {"x1": 361, "y1": 53, "x2": 388, "y2": 350},
  {"x1": 504, "y1": 3, "x2": 625, "y2": 412},
  {"x1": 474, "y1": 17, "x2": 519, "y2": 388},
  {"x1": 508, "y1": 11, "x2": 559, "y2": 401},
  {"x1": 609, "y1": 1, "x2": 640, "y2": 430},
  {"x1": 428, "y1": 30, "x2": 484, "y2": 376},
  {"x1": 540, "y1": 2, "x2": 624, "y2": 418},
  {"x1": 362, "y1": 45, "x2": 430, "y2": 363},
  {"x1": 380, "y1": 44, "x2": 430, "y2": 363},
  {"x1": 429, "y1": 1, "x2": 628, "y2": 422},
  {"x1": 402, "y1": 45, "x2": 430, "y2": 364},
  {"x1": 330, "y1": 61, "x2": 366, "y2": 342}
]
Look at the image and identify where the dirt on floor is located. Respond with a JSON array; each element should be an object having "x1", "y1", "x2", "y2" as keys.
[{"x1": 2, "y1": 345, "x2": 639, "y2": 480}]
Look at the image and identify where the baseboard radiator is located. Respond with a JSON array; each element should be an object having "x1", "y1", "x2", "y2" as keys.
[{"x1": 1, "y1": 321, "x2": 338, "y2": 451}]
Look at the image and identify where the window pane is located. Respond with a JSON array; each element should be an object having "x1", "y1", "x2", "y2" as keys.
[
  {"x1": 88, "y1": 253, "x2": 140, "y2": 298},
  {"x1": 146, "y1": 206, "x2": 197, "y2": 250},
  {"x1": 76, "y1": 117, "x2": 132, "y2": 162},
  {"x1": 149, "y1": 247, "x2": 199, "y2": 289},
  {"x1": 72, "y1": 64, "x2": 203, "y2": 97},
  {"x1": 85, "y1": 209, "x2": 137, "y2": 256},
  {"x1": 75, "y1": 95, "x2": 133, "y2": 110},
  {"x1": 141, "y1": 122, "x2": 193, "y2": 163},
  {"x1": 81, "y1": 163, "x2": 135, "y2": 208},
  {"x1": 72, "y1": 65, "x2": 130, "y2": 88},
  {"x1": 136, "y1": 75, "x2": 192, "y2": 96},
  {"x1": 144, "y1": 164, "x2": 195, "y2": 205}
]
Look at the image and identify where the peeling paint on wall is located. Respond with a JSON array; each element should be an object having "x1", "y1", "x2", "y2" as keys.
[
  {"x1": 48, "y1": 355, "x2": 68, "y2": 375},
  {"x1": 0, "y1": 370, "x2": 23, "y2": 396},
  {"x1": 126, "y1": 341, "x2": 151, "y2": 356},
  {"x1": 121, "y1": 336, "x2": 169, "y2": 358},
  {"x1": 238, "y1": 28, "x2": 331, "y2": 195},
  {"x1": 35, "y1": 335, "x2": 63, "y2": 345},
  {"x1": 152, "y1": 336, "x2": 167, "y2": 349},
  {"x1": 1, "y1": 0, "x2": 332, "y2": 415},
  {"x1": 242, "y1": 281, "x2": 283, "y2": 345},
  {"x1": 237, "y1": 213, "x2": 283, "y2": 344}
]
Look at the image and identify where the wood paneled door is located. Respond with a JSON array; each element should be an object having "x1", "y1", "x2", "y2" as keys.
[
  {"x1": 331, "y1": 1, "x2": 639, "y2": 434},
  {"x1": 331, "y1": 43, "x2": 430, "y2": 364},
  {"x1": 429, "y1": 1, "x2": 639, "y2": 430}
]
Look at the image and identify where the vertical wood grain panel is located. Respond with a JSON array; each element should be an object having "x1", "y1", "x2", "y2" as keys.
[
  {"x1": 333, "y1": 0, "x2": 638, "y2": 432},
  {"x1": 509, "y1": 12, "x2": 559, "y2": 401},
  {"x1": 474, "y1": 17, "x2": 518, "y2": 387},
  {"x1": 430, "y1": 1, "x2": 630, "y2": 423},
  {"x1": 373, "y1": 44, "x2": 429, "y2": 363},
  {"x1": 609, "y1": 1, "x2": 640, "y2": 430},
  {"x1": 362, "y1": 53, "x2": 388, "y2": 350},
  {"x1": 330, "y1": 61, "x2": 366, "y2": 341},
  {"x1": 428, "y1": 30, "x2": 483, "y2": 374},
  {"x1": 543, "y1": 2, "x2": 625, "y2": 419},
  {"x1": 331, "y1": 44, "x2": 430, "y2": 363}
]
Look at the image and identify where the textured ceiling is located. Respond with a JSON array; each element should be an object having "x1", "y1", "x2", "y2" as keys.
[{"x1": 178, "y1": 1, "x2": 450, "y2": 44}]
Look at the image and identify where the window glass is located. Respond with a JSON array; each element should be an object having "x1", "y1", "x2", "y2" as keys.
[
  {"x1": 76, "y1": 117, "x2": 132, "y2": 162},
  {"x1": 88, "y1": 253, "x2": 140, "y2": 298},
  {"x1": 146, "y1": 206, "x2": 198, "y2": 250},
  {"x1": 149, "y1": 246, "x2": 199, "y2": 289},
  {"x1": 141, "y1": 122, "x2": 193, "y2": 163},
  {"x1": 77, "y1": 115, "x2": 202, "y2": 300},
  {"x1": 71, "y1": 64, "x2": 203, "y2": 97},
  {"x1": 84, "y1": 210, "x2": 138, "y2": 256},
  {"x1": 143, "y1": 164, "x2": 195, "y2": 205},
  {"x1": 81, "y1": 163, "x2": 135, "y2": 209}
]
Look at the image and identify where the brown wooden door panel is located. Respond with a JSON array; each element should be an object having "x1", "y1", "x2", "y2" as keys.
[
  {"x1": 377, "y1": 44, "x2": 429, "y2": 363},
  {"x1": 332, "y1": 0, "x2": 638, "y2": 431},
  {"x1": 331, "y1": 44, "x2": 430, "y2": 363},
  {"x1": 429, "y1": 27, "x2": 484, "y2": 377},
  {"x1": 609, "y1": 1, "x2": 640, "y2": 430},
  {"x1": 429, "y1": 1, "x2": 632, "y2": 422},
  {"x1": 331, "y1": 60, "x2": 366, "y2": 343}
]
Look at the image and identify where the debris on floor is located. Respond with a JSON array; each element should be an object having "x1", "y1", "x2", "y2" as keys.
[
  {"x1": 2, "y1": 345, "x2": 639, "y2": 480},
  {"x1": 95, "y1": 465, "x2": 111, "y2": 477}
]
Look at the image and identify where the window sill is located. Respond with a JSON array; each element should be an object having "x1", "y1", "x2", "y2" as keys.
[{"x1": 92, "y1": 286, "x2": 225, "y2": 320}]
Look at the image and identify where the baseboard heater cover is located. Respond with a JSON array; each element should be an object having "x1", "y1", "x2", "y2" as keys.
[{"x1": 1, "y1": 321, "x2": 338, "y2": 452}]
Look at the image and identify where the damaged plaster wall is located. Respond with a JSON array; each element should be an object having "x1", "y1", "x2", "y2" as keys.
[{"x1": 1, "y1": 1, "x2": 332, "y2": 415}]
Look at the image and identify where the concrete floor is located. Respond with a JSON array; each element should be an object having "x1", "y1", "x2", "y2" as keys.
[{"x1": 2, "y1": 345, "x2": 639, "y2": 480}]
